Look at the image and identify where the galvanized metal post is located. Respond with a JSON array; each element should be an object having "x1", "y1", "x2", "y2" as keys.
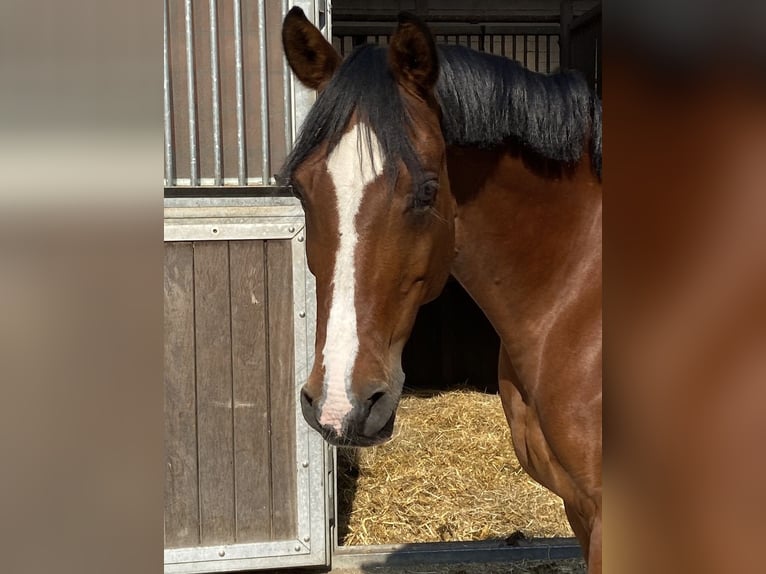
[
  {"x1": 233, "y1": 0, "x2": 247, "y2": 185},
  {"x1": 164, "y1": 0, "x2": 175, "y2": 185},
  {"x1": 282, "y1": 0, "x2": 293, "y2": 157},
  {"x1": 184, "y1": 0, "x2": 199, "y2": 186},
  {"x1": 257, "y1": 0, "x2": 271, "y2": 183},
  {"x1": 209, "y1": 0, "x2": 223, "y2": 185}
]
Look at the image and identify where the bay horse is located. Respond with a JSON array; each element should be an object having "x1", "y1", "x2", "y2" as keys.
[{"x1": 281, "y1": 8, "x2": 602, "y2": 571}]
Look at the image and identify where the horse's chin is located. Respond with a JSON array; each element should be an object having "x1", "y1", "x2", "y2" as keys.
[{"x1": 320, "y1": 412, "x2": 396, "y2": 448}]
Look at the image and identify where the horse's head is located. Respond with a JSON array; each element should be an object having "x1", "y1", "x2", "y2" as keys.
[{"x1": 282, "y1": 9, "x2": 454, "y2": 446}]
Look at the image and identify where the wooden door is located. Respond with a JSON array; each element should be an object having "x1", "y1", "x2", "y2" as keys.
[{"x1": 163, "y1": 196, "x2": 330, "y2": 573}]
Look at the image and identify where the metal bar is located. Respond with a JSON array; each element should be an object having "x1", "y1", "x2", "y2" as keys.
[
  {"x1": 594, "y1": 36, "x2": 600, "y2": 95},
  {"x1": 184, "y1": 0, "x2": 199, "y2": 186},
  {"x1": 536, "y1": 35, "x2": 540, "y2": 71},
  {"x1": 501, "y1": 34, "x2": 505, "y2": 57},
  {"x1": 332, "y1": 14, "x2": 561, "y2": 23},
  {"x1": 333, "y1": 539, "x2": 582, "y2": 569},
  {"x1": 163, "y1": 0, "x2": 175, "y2": 185},
  {"x1": 257, "y1": 0, "x2": 271, "y2": 183},
  {"x1": 334, "y1": 23, "x2": 559, "y2": 37},
  {"x1": 523, "y1": 34, "x2": 528, "y2": 68},
  {"x1": 233, "y1": 0, "x2": 247, "y2": 185},
  {"x1": 546, "y1": 34, "x2": 551, "y2": 72},
  {"x1": 209, "y1": 0, "x2": 223, "y2": 185},
  {"x1": 512, "y1": 34, "x2": 516, "y2": 61},
  {"x1": 282, "y1": 0, "x2": 293, "y2": 155}
]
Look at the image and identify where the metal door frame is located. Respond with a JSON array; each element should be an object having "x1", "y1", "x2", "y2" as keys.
[{"x1": 163, "y1": 194, "x2": 331, "y2": 573}]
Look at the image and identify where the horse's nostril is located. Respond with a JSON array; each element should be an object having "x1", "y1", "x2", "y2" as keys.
[
  {"x1": 301, "y1": 387, "x2": 315, "y2": 407},
  {"x1": 368, "y1": 391, "x2": 386, "y2": 406}
]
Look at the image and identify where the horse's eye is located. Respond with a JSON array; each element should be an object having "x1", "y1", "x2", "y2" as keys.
[{"x1": 412, "y1": 179, "x2": 438, "y2": 210}]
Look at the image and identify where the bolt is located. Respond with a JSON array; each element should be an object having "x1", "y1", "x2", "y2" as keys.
[
  {"x1": 288, "y1": 226, "x2": 295, "y2": 233},
  {"x1": 302, "y1": 461, "x2": 309, "y2": 468},
  {"x1": 298, "y1": 236, "x2": 304, "y2": 242},
  {"x1": 304, "y1": 536, "x2": 310, "y2": 542},
  {"x1": 294, "y1": 544, "x2": 301, "y2": 552},
  {"x1": 212, "y1": 228, "x2": 218, "y2": 234},
  {"x1": 299, "y1": 311, "x2": 306, "y2": 318},
  {"x1": 218, "y1": 549, "x2": 225, "y2": 557}
]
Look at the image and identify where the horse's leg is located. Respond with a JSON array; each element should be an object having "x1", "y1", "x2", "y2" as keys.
[
  {"x1": 564, "y1": 501, "x2": 591, "y2": 561},
  {"x1": 497, "y1": 348, "x2": 601, "y2": 572},
  {"x1": 565, "y1": 500, "x2": 603, "y2": 572},
  {"x1": 588, "y1": 510, "x2": 602, "y2": 573}
]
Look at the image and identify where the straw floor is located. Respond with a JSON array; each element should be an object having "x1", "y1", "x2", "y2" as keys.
[{"x1": 337, "y1": 389, "x2": 574, "y2": 546}]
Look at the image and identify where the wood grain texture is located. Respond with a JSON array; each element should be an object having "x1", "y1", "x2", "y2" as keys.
[
  {"x1": 167, "y1": 0, "x2": 190, "y2": 181},
  {"x1": 194, "y1": 241, "x2": 235, "y2": 545},
  {"x1": 217, "y1": 0, "x2": 241, "y2": 181},
  {"x1": 242, "y1": 0, "x2": 264, "y2": 180},
  {"x1": 265, "y1": 0, "x2": 287, "y2": 175},
  {"x1": 266, "y1": 240, "x2": 297, "y2": 539},
  {"x1": 164, "y1": 242, "x2": 200, "y2": 548},
  {"x1": 192, "y1": 0, "x2": 214, "y2": 181},
  {"x1": 229, "y1": 241, "x2": 272, "y2": 541}
]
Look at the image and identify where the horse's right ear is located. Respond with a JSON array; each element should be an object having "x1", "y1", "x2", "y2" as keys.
[
  {"x1": 282, "y1": 6, "x2": 341, "y2": 91},
  {"x1": 388, "y1": 12, "x2": 439, "y2": 100}
]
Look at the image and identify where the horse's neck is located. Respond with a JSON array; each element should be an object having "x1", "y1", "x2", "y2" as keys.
[{"x1": 447, "y1": 146, "x2": 602, "y2": 379}]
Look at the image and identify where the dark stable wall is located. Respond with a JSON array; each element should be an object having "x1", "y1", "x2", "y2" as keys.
[{"x1": 402, "y1": 277, "x2": 501, "y2": 394}]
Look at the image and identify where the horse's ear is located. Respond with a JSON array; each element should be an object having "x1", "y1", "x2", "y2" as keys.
[
  {"x1": 388, "y1": 12, "x2": 439, "y2": 99},
  {"x1": 282, "y1": 6, "x2": 340, "y2": 91}
]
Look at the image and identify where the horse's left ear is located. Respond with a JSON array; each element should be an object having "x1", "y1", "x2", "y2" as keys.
[
  {"x1": 388, "y1": 12, "x2": 439, "y2": 99},
  {"x1": 282, "y1": 6, "x2": 341, "y2": 91}
]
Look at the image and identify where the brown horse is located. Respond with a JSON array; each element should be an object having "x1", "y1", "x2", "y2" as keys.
[{"x1": 281, "y1": 9, "x2": 602, "y2": 571}]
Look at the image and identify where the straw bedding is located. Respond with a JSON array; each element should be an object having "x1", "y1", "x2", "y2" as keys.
[{"x1": 337, "y1": 389, "x2": 573, "y2": 546}]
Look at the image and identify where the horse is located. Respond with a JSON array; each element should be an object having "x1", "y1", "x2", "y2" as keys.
[{"x1": 280, "y1": 8, "x2": 602, "y2": 571}]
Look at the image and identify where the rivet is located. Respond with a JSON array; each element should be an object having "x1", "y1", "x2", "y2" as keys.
[
  {"x1": 304, "y1": 536, "x2": 310, "y2": 542},
  {"x1": 297, "y1": 236, "x2": 304, "y2": 242},
  {"x1": 288, "y1": 226, "x2": 295, "y2": 233},
  {"x1": 211, "y1": 228, "x2": 219, "y2": 234},
  {"x1": 302, "y1": 461, "x2": 309, "y2": 468},
  {"x1": 299, "y1": 311, "x2": 306, "y2": 318},
  {"x1": 294, "y1": 544, "x2": 302, "y2": 552},
  {"x1": 218, "y1": 549, "x2": 225, "y2": 557}
]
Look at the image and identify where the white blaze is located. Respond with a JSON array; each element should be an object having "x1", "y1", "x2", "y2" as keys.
[{"x1": 319, "y1": 123, "x2": 384, "y2": 433}]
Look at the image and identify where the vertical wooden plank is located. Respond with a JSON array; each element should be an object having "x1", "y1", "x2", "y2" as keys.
[
  {"x1": 547, "y1": 35, "x2": 552, "y2": 73},
  {"x1": 194, "y1": 241, "x2": 235, "y2": 545},
  {"x1": 242, "y1": 0, "x2": 264, "y2": 182},
  {"x1": 193, "y1": 0, "x2": 214, "y2": 183},
  {"x1": 266, "y1": 240, "x2": 297, "y2": 539},
  {"x1": 536, "y1": 35, "x2": 542, "y2": 72},
  {"x1": 229, "y1": 241, "x2": 272, "y2": 542},
  {"x1": 266, "y1": 0, "x2": 287, "y2": 179},
  {"x1": 523, "y1": 35, "x2": 529, "y2": 69},
  {"x1": 168, "y1": 0, "x2": 190, "y2": 182},
  {"x1": 512, "y1": 34, "x2": 518, "y2": 62},
  {"x1": 164, "y1": 242, "x2": 200, "y2": 548},
  {"x1": 550, "y1": 35, "x2": 561, "y2": 72},
  {"x1": 560, "y1": 0, "x2": 572, "y2": 70},
  {"x1": 217, "y1": 0, "x2": 240, "y2": 182}
]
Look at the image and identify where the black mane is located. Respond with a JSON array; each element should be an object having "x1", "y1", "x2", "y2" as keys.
[
  {"x1": 437, "y1": 45, "x2": 602, "y2": 175},
  {"x1": 281, "y1": 43, "x2": 602, "y2": 181}
]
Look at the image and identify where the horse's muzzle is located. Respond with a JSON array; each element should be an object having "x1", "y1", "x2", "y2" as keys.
[{"x1": 300, "y1": 385, "x2": 397, "y2": 446}]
